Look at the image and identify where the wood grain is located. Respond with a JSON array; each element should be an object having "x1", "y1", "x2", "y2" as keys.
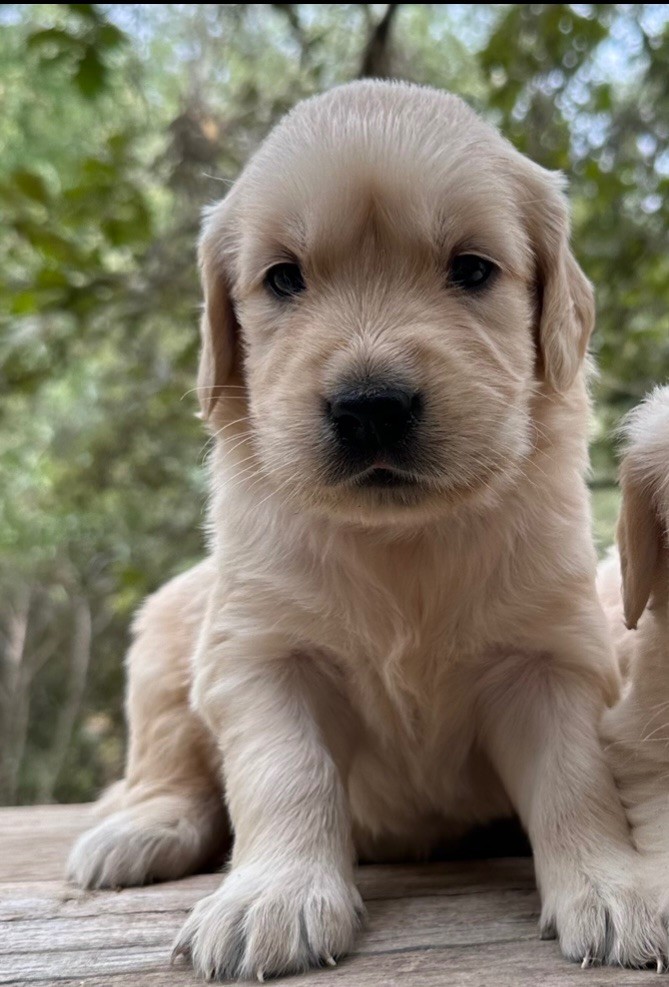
[{"x1": 0, "y1": 805, "x2": 659, "y2": 986}]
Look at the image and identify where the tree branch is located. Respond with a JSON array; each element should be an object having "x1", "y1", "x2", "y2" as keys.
[{"x1": 359, "y1": 4, "x2": 400, "y2": 79}]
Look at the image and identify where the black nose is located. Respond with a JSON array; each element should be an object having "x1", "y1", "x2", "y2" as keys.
[{"x1": 328, "y1": 386, "x2": 422, "y2": 456}]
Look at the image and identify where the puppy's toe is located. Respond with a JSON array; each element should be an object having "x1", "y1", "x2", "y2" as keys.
[
  {"x1": 174, "y1": 862, "x2": 363, "y2": 981},
  {"x1": 67, "y1": 794, "x2": 224, "y2": 889}
]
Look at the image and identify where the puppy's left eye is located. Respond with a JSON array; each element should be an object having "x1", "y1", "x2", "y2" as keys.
[
  {"x1": 264, "y1": 263, "x2": 306, "y2": 299},
  {"x1": 449, "y1": 254, "x2": 496, "y2": 290}
]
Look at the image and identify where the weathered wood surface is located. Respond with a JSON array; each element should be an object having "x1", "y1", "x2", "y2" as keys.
[{"x1": 0, "y1": 805, "x2": 660, "y2": 986}]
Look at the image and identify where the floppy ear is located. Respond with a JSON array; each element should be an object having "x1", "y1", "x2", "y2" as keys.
[
  {"x1": 523, "y1": 167, "x2": 595, "y2": 393},
  {"x1": 197, "y1": 192, "x2": 241, "y2": 420},
  {"x1": 617, "y1": 461, "x2": 664, "y2": 630}
]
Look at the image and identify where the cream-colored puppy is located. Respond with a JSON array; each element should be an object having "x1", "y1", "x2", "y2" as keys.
[
  {"x1": 68, "y1": 81, "x2": 664, "y2": 978},
  {"x1": 600, "y1": 388, "x2": 669, "y2": 885}
]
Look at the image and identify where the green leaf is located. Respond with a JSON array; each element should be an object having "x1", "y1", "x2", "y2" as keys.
[
  {"x1": 66, "y1": 4, "x2": 100, "y2": 23},
  {"x1": 13, "y1": 221, "x2": 79, "y2": 263},
  {"x1": 78, "y1": 157, "x2": 119, "y2": 183},
  {"x1": 74, "y1": 47, "x2": 106, "y2": 98},
  {"x1": 9, "y1": 291, "x2": 39, "y2": 316},
  {"x1": 11, "y1": 169, "x2": 50, "y2": 204},
  {"x1": 96, "y1": 23, "x2": 127, "y2": 51},
  {"x1": 26, "y1": 28, "x2": 82, "y2": 53}
]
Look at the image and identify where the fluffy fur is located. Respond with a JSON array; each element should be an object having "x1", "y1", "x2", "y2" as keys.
[
  {"x1": 68, "y1": 82, "x2": 665, "y2": 979},
  {"x1": 600, "y1": 388, "x2": 669, "y2": 899}
]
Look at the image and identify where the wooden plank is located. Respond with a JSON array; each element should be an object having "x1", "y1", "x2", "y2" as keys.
[
  {"x1": 1, "y1": 940, "x2": 662, "y2": 987},
  {"x1": 0, "y1": 859, "x2": 536, "y2": 923},
  {"x1": 0, "y1": 878, "x2": 214, "y2": 923},
  {"x1": 0, "y1": 805, "x2": 91, "y2": 883},
  {"x1": 0, "y1": 889, "x2": 540, "y2": 956},
  {"x1": 0, "y1": 805, "x2": 661, "y2": 986}
]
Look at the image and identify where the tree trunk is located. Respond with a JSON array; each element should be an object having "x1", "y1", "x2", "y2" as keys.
[
  {"x1": 38, "y1": 596, "x2": 92, "y2": 803},
  {"x1": 359, "y1": 4, "x2": 400, "y2": 79},
  {"x1": 0, "y1": 591, "x2": 32, "y2": 804}
]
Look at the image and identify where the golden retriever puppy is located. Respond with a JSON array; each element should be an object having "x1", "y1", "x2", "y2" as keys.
[
  {"x1": 600, "y1": 388, "x2": 669, "y2": 885},
  {"x1": 68, "y1": 81, "x2": 664, "y2": 979}
]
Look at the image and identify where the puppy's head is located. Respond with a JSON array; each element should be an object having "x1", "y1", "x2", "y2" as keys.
[{"x1": 199, "y1": 81, "x2": 594, "y2": 525}]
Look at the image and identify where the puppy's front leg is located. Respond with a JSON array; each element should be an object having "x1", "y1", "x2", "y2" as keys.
[
  {"x1": 478, "y1": 644, "x2": 665, "y2": 968},
  {"x1": 173, "y1": 610, "x2": 362, "y2": 982}
]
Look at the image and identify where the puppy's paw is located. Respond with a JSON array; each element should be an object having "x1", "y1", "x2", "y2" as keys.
[
  {"x1": 67, "y1": 793, "x2": 225, "y2": 889},
  {"x1": 172, "y1": 862, "x2": 364, "y2": 981},
  {"x1": 542, "y1": 874, "x2": 665, "y2": 969}
]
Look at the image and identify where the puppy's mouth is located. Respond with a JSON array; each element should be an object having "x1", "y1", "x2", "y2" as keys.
[{"x1": 353, "y1": 466, "x2": 418, "y2": 489}]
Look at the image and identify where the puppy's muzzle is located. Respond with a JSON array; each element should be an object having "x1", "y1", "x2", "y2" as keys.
[{"x1": 326, "y1": 383, "x2": 422, "y2": 468}]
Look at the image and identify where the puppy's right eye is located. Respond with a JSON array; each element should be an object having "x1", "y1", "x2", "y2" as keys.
[
  {"x1": 264, "y1": 263, "x2": 306, "y2": 300},
  {"x1": 449, "y1": 254, "x2": 496, "y2": 291}
]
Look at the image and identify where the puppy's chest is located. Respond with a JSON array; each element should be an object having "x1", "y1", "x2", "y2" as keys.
[
  {"x1": 281, "y1": 545, "x2": 514, "y2": 821},
  {"x1": 274, "y1": 534, "x2": 512, "y2": 753},
  {"x1": 325, "y1": 568, "x2": 488, "y2": 679},
  {"x1": 313, "y1": 579, "x2": 491, "y2": 749},
  {"x1": 323, "y1": 605, "x2": 512, "y2": 831},
  {"x1": 336, "y1": 637, "x2": 507, "y2": 833}
]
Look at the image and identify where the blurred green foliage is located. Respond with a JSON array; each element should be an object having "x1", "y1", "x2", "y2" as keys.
[{"x1": 1, "y1": 4, "x2": 667, "y2": 804}]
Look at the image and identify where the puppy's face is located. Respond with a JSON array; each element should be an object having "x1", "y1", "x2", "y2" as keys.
[{"x1": 200, "y1": 83, "x2": 594, "y2": 525}]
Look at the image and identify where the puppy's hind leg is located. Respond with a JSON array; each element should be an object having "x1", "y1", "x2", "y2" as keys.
[{"x1": 68, "y1": 560, "x2": 229, "y2": 890}]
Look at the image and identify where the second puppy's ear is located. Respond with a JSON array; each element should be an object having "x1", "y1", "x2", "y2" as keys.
[
  {"x1": 617, "y1": 388, "x2": 669, "y2": 629},
  {"x1": 617, "y1": 460, "x2": 662, "y2": 631},
  {"x1": 197, "y1": 192, "x2": 241, "y2": 420}
]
